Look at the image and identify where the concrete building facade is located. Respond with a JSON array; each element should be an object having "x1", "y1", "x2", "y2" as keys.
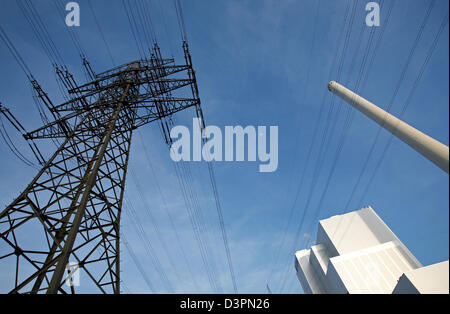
[{"x1": 295, "y1": 206, "x2": 449, "y2": 294}]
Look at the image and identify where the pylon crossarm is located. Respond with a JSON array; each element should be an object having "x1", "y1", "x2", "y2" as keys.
[
  {"x1": 69, "y1": 61, "x2": 186, "y2": 95},
  {"x1": 25, "y1": 84, "x2": 128, "y2": 140},
  {"x1": 51, "y1": 75, "x2": 194, "y2": 115},
  {"x1": 72, "y1": 63, "x2": 187, "y2": 94},
  {"x1": 133, "y1": 99, "x2": 199, "y2": 128},
  {"x1": 63, "y1": 77, "x2": 194, "y2": 103}
]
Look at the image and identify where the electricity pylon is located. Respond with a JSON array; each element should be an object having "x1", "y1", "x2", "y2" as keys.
[{"x1": 0, "y1": 43, "x2": 203, "y2": 294}]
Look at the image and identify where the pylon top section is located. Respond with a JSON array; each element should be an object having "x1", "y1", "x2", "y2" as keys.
[{"x1": 24, "y1": 44, "x2": 202, "y2": 143}]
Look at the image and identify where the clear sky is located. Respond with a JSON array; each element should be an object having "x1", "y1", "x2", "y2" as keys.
[{"x1": 0, "y1": 0, "x2": 448, "y2": 294}]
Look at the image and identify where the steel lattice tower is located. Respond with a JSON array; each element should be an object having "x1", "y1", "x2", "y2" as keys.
[{"x1": 0, "y1": 43, "x2": 204, "y2": 294}]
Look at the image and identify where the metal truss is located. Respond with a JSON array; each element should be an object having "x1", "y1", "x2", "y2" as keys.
[{"x1": 0, "y1": 43, "x2": 203, "y2": 294}]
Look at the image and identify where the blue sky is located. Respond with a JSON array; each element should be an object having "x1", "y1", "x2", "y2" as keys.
[{"x1": 0, "y1": 0, "x2": 448, "y2": 294}]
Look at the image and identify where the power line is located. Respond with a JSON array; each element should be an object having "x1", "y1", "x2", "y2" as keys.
[
  {"x1": 122, "y1": 0, "x2": 146, "y2": 59},
  {"x1": 172, "y1": 160, "x2": 220, "y2": 292},
  {"x1": 121, "y1": 233, "x2": 156, "y2": 293},
  {"x1": 357, "y1": 9, "x2": 448, "y2": 208},
  {"x1": 128, "y1": 169, "x2": 183, "y2": 284},
  {"x1": 156, "y1": 0, "x2": 175, "y2": 57},
  {"x1": 146, "y1": 62, "x2": 221, "y2": 292},
  {"x1": 267, "y1": 0, "x2": 322, "y2": 287},
  {"x1": 87, "y1": 0, "x2": 116, "y2": 66},
  {"x1": 0, "y1": 24, "x2": 32, "y2": 77},
  {"x1": 196, "y1": 111, "x2": 237, "y2": 292},
  {"x1": 137, "y1": 130, "x2": 200, "y2": 292},
  {"x1": 342, "y1": 0, "x2": 396, "y2": 211},
  {"x1": 277, "y1": 0, "x2": 358, "y2": 292},
  {"x1": 298, "y1": 0, "x2": 383, "y2": 260},
  {"x1": 139, "y1": 0, "x2": 158, "y2": 45},
  {"x1": 319, "y1": 0, "x2": 395, "y2": 248},
  {"x1": 121, "y1": 0, "x2": 223, "y2": 293},
  {"x1": 328, "y1": 10, "x2": 448, "y2": 255},
  {"x1": 124, "y1": 196, "x2": 175, "y2": 292},
  {"x1": 52, "y1": 0, "x2": 85, "y2": 59},
  {"x1": 278, "y1": 0, "x2": 379, "y2": 292},
  {"x1": 18, "y1": 0, "x2": 64, "y2": 66},
  {"x1": 0, "y1": 0, "x2": 227, "y2": 294},
  {"x1": 342, "y1": 0, "x2": 437, "y2": 211},
  {"x1": 207, "y1": 161, "x2": 238, "y2": 293},
  {"x1": 170, "y1": 0, "x2": 237, "y2": 292},
  {"x1": 154, "y1": 116, "x2": 220, "y2": 293},
  {"x1": 134, "y1": 0, "x2": 155, "y2": 51},
  {"x1": 174, "y1": 0, "x2": 188, "y2": 42},
  {"x1": 0, "y1": 114, "x2": 36, "y2": 168}
]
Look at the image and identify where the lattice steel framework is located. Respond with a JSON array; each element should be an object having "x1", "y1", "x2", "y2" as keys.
[{"x1": 0, "y1": 43, "x2": 203, "y2": 294}]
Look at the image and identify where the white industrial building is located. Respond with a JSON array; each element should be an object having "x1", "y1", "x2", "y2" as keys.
[{"x1": 295, "y1": 206, "x2": 449, "y2": 294}]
